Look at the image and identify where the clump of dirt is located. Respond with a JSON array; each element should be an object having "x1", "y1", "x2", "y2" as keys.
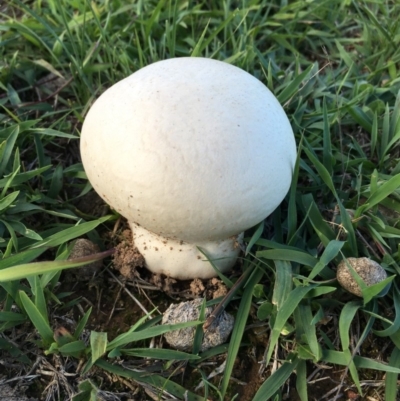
[
  {"x1": 112, "y1": 230, "x2": 145, "y2": 280},
  {"x1": 206, "y1": 277, "x2": 228, "y2": 299},
  {"x1": 150, "y1": 274, "x2": 177, "y2": 293},
  {"x1": 146, "y1": 271, "x2": 229, "y2": 301},
  {"x1": 67, "y1": 238, "x2": 103, "y2": 280},
  {"x1": 162, "y1": 298, "x2": 234, "y2": 351},
  {"x1": 190, "y1": 277, "x2": 205, "y2": 296},
  {"x1": 190, "y1": 277, "x2": 228, "y2": 299}
]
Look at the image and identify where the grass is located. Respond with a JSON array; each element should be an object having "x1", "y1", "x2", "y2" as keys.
[{"x1": 1, "y1": 0, "x2": 400, "y2": 400}]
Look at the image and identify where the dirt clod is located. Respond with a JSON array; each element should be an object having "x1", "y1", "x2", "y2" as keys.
[
  {"x1": 162, "y1": 298, "x2": 234, "y2": 351},
  {"x1": 68, "y1": 238, "x2": 103, "y2": 279},
  {"x1": 113, "y1": 235, "x2": 145, "y2": 280},
  {"x1": 151, "y1": 274, "x2": 177, "y2": 292},
  {"x1": 207, "y1": 277, "x2": 228, "y2": 299},
  {"x1": 190, "y1": 278, "x2": 205, "y2": 296}
]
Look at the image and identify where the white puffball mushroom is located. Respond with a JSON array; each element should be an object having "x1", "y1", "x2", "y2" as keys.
[
  {"x1": 81, "y1": 57, "x2": 296, "y2": 280},
  {"x1": 337, "y1": 257, "x2": 388, "y2": 297}
]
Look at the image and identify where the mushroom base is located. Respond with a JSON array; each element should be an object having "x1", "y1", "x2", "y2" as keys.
[{"x1": 130, "y1": 222, "x2": 243, "y2": 280}]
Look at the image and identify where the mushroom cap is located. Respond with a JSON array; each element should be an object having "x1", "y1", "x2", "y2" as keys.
[{"x1": 81, "y1": 57, "x2": 296, "y2": 242}]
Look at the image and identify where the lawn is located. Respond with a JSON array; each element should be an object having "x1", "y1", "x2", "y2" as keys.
[{"x1": 1, "y1": 0, "x2": 400, "y2": 400}]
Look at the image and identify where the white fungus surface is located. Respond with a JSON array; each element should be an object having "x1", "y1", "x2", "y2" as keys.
[{"x1": 81, "y1": 58, "x2": 296, "y2": 279}]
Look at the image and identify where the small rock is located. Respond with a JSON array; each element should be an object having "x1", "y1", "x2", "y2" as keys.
[
  {"x1": 337, "y1": 257, "x2": 387, "y2": 297},
  {"x1": 162, "y1": 298, "x2": 234, "y2": 351},
  {"x1": 68, "y1": 239, "x2": 103, "y2": 279}
]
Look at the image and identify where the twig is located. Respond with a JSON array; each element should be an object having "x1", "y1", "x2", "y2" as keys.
[
  {"x1": 355, "y1": 229, "x2": 381, "y2": 259},
  {"x1": 106, "y1": 268, "x2": 154, "y2": 318},
  {"x1": 14, "y1": 77, "x2": 73, "y2": 108},
  {"x1": 105, "y1": 283, "x2": 124, "y2": 326},
  {"x1": 0, "y1": 375, "x2": 39, "y2": 384}
]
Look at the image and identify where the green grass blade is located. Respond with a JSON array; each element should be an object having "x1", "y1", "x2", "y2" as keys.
[
  {"x1": 32, "y1": 276, "x2": 49, "y2": 325},
  {"x1": 0, "y1": 191, "x2": 20, "y2": 212},
  {"x1": 374, "y1": 286, "x2": 400, "y2": 336},
  {"x1": 257, "y1": 249, "x2": 317, "y2": 268},
  {"x1": 107, "y1": 321, "x2": 201, "y2": 350},
  {"x1": 287, "y1": 141, "x2": 302, "y2": 242},
  {"x1": 385, "y1": 347, "x2": 400, "y2": 401},
  {"x1": 0, "y1": 126, "x2": 19, "y2": 177},
  {"x1": 0, "y1": 311, "x2": 26, "y2": 322},
  {"x1": 296, "y1": 359, "x2": 308, "y2": 401},
  {"x1": 190, "y1": 19, "x2": 210, "y2": 58},
  {"x1": 19, "y1": 290, "x2": 53, "y2": 346},
  {"x1": 380, "y1": 103, "x2": 391, "y2": 162},
  {"x1": 359, "y1": 173, "x2": 400, "y2": 215},
  {"x1": 90, "y1": 331, "x2": 107, "y2": 364},
  {"x1": 322, "y1": 97, "x2": 333, "y2": 175},
  {"x1": 302, "y1": 194, "x2": 336, "y2": 247},
  {"x1": 245, "y1": 221, "x2": 264, "y2": 255},
  {"x1": 0, "y1": 248, "x2": 47, "y2": 270},
  {"x1": 144, "y1": 0, "x2": 166, "y2": 39},
  {"x1": 192, "y1": 298, "x2": 206, "y2": 355},
  {"x1": 58, "y1": 340, "x2": 87, "y2": 356},
  {"x1": 75, "y1": 307, "x2": 92, "y2": 339},
  {"x1": 304, "y1": 148, "x2": 337, "y2": 197},
  {"x1": 0, "y1": 249, "x2": 114, "y2": 282},
  {"x1": 121, "y1": 348, "x2": 200, "y2": 360},
  {"x1": 253, "y1": 356, "x2": 299, "y2": 401},
  {"x1": 272, "y1": 260, "x2": 293, "y2": 309},
  {"x1": 322, "y1": 349, "x2": 400, "y2": 373},
  {"x1": 308, "y1": 240, "x2": 344, "y2": 280},
  {"x1": 277, "y1": 64, "x2": 313, "y2": 105},
  {"x1": 96, "y1": 359, "x2": 204, "y2": 401},
  {"x1": 0, "y1": 166, "x2": 51, "y2": 188},
  {"x1": 339, "y1": 301, "x2": 361, "y2": 350},
  {"x1": 32, "y1": 216, "x2": 111, "y2": 248},
  {"x1": 267, "y1": 285, "x2": 315, "y2": 364},
  {"x1": 191, "y1": 12, "x2": 236, "y2": 58},
  {"x1": 371, "y1": 111, "x2": 378, "y2": 156},
  {"x1": 295, "y1": 303, "x2": 321, "y2": 362},
  {"x1": 220, "y1": 265, "x2": 264, "y2": 398}
]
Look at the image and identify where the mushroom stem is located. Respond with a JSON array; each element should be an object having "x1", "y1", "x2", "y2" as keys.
[{"x1": 130, "y1": 222, "x2": 243, "y2": 280}]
